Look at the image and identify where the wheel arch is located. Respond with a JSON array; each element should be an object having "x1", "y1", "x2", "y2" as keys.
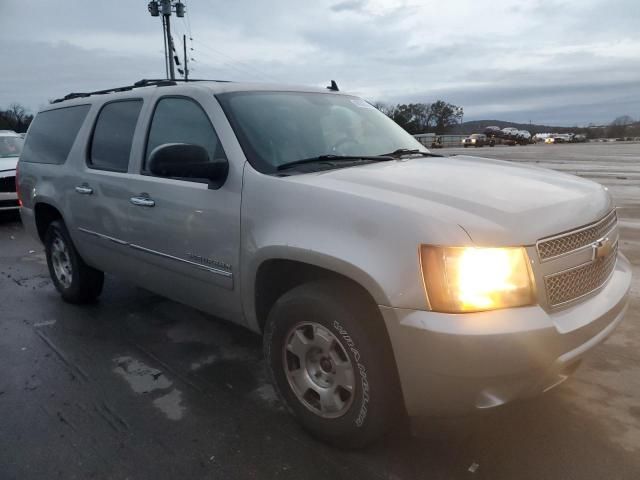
[
  {"x1": 34, "y1": 201, "x2": 64, "y2": 242},
  {"x1": 248, "y1": 249, "x2": 390, "y2": 334}
]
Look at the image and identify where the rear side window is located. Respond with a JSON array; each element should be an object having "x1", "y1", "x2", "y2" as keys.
[
  {"x1": 89, "y1": 100, "x2": 143, "y2": 172},
  {"x1": 21, "y1": 105, "x2": 90, "y2": 164},
  {"x1": 145, "y1": 97, "x2": 226, "y2": 171}
]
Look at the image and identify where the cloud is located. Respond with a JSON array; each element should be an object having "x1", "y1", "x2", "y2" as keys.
[
  {"x1": 330, "y1": 0, "x2": 366, "y2": 12},
  {"x1": 0, "y1": 0, "x2": 638, "y2": 125}
]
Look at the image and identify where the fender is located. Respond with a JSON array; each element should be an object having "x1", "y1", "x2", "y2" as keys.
[{"x1": 242, "y1": 245, "x2": 391, "y2": 333}]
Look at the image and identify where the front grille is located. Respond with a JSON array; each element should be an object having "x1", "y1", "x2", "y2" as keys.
[
  {"x1": 0, "y1": 176, "x2": 16, "y2": 193},
  {"x1": 544, "y1": 242, "x2": 617, "y2": 307},
  {"x1": 537, "y1": 210, "x2": 617, "y2": 261}
]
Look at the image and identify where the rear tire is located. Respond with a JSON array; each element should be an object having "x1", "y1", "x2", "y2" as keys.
[
  {"x1": 44, "y1": 220, "x2": 104, "y2": 303},
  {"x1": 264, "y1": 280, "x2": 402, "y2": 448}
]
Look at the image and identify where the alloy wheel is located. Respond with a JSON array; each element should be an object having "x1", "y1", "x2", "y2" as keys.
[
  {"x1": 51, "y1": 235, "x2": 72, "y2": 289},
  {"x1": 283, "y1": 322, "x2": 356, "y2": 418}
]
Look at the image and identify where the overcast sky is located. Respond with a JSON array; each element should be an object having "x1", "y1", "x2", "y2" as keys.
[{"x1": 1, "y1": 0, "x2": 638, "y2": 125}]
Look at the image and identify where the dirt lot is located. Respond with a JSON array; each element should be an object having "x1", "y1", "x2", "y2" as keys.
[{"x1": 1, "y1": 142, "x2": 639, "y2": 479}]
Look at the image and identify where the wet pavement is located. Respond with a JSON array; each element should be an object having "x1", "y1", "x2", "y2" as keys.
[{"x1": 1, "y1": 143, "x2": 640, "y2": 479}]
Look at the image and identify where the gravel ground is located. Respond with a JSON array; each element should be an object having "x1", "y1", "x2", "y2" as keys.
[{"x1": 1, "y1": 142, "x2": 639, "y2": 479}]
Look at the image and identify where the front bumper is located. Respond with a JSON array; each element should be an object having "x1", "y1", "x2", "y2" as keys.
[
  {"x1": 381, "y1": 252, "x2": 631, "y2": 417},
  {"x1": 0, "y1": 192, "x2": 19, "y2": 211},
  {"x1": 0, "y1": 171, "x2": 18, "y2": 211}
]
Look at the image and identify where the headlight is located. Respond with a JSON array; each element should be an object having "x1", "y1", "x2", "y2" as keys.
[
  {"x1": 420, "y1": 246, "x2": 535, "y2": 313},
  {"x1": 471, "y1": 139, "x2": 476, "y2": 143}
]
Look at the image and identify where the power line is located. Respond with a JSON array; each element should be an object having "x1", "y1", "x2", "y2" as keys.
[
  {"x1": 187, "y1": 46, "x2": 263, "y2": 81},
  {"x1": 192, "y1": 39, "x2": 281, "y2": 83},
  {"x1": 147, "y1": 1, "x2": 282, "y2": 83}
]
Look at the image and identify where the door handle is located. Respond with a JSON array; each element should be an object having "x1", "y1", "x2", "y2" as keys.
[
  {"x1": 130, "y1": 195, "x2": 155, "y2": 207},
  {"x1": 75, "y1": 185, "x2": 93, "y2": 195}
]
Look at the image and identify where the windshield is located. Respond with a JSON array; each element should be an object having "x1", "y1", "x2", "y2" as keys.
[
  {"x1": 217, "y1": 91, "x2": 428, "y2": 173},
  {"x1": 0, "y1": 136, "x2": 23, "y2": 158}
]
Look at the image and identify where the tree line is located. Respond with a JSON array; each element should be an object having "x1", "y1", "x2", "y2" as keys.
[
  {"x1": 0, "y1": 104, "x2": 33, "y2": 133},
  {"x1": 373, "y1": 101, "x2": 463, "y2": 135}
]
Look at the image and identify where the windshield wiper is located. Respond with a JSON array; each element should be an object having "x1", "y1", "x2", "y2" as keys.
[
  {"x1": 382, "y1": 148, "x2": 443, "y2": 158},
  {"x1": 276, "y1": 154, "x2": 393, "y2": 171}
]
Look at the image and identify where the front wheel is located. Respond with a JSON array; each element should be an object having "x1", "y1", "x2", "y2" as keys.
[
  {"x1": 45, "y1": 220, "x2": 104, "y2": 303},
  {"x1": 264, "y1": 281, "x2": 402, "y2": 448}
]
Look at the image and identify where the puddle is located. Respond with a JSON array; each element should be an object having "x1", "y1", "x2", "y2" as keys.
[
  {"x1": 153, "y1": 389, "x2": 186, "y2": 421},
  {"x1": 252, "y1": 383, "x2": 280, "y2": 407},
  {"x1": 33, "y1": 320, "x2": 57, "y2": 328},
  {"x1": 190, "y1": 354, "x2": 218, "y2": 371},
  {"x1": 113, "y1": 356, "x2": 172, "y2": 394}
]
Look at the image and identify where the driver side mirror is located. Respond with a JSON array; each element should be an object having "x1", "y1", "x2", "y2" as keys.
[{"x1": 148, "y1": 143, "x2": 229, "y2": 189}]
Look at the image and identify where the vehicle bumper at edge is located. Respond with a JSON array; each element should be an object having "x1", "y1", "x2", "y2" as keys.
[
  {"x1": 380, "y1": 252, "x2": 632, "y2": 417},
  {"x1": 0, "y1": 170, "x2": 18, "y2": 211},
  {"x1": 0, "y1": 194, "x2": 19, "y2": 210}
]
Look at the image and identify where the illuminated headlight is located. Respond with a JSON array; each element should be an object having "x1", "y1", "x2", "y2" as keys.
[
  {"x1": 420, "y1": 246, "x2": 535, "y2": 313},
  {"x1": 471, "y1": 139, "x2": 476, "y2": 143}
]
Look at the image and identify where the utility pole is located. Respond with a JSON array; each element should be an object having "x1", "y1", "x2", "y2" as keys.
[
  {"x1": 161, "y1": 15, "x2": 168, "y2": 78},
  {"x1": 183, "y1": 34, "x2": 189, "y2": 81},
  {"x1": 148, "y1": 0, "x2": 186, "y2": 81},
  {"x1": 165, "y1": 11, "x2": 176, "y2": 80}
]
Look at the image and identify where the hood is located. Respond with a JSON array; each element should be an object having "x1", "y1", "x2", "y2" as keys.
[
  {"x1": 0, "y1": 156, "x2": 19, "y2": 173},
  {"x1": 290, "y1": 155, "x2": 612, "y2": 246}
]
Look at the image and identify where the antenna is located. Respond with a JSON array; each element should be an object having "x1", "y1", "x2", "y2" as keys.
[{"x1": 326, "y1": 80, "x2": 339, "y2": 92}]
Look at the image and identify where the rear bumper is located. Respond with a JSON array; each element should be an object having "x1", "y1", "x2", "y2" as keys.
[
  {"x1": 381, "y1": 252, "x2": 632, "y2": 417},
  {"x1": 19, "y1": 206, "x2": 39, "y2": 238}
]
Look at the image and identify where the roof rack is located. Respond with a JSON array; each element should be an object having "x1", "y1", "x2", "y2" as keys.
[{"x1": 51, "y1": 78, "x2": 232, "y2": 104}]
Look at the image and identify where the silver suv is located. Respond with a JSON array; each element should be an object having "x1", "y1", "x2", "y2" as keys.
[{"x1": 18, "y1": 79, "x2": 631, "y2": 447}]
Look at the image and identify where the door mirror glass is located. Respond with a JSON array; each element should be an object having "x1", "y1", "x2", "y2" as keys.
[{"x1": 148, "y1": 143, "x2": 229, "y2": 188}]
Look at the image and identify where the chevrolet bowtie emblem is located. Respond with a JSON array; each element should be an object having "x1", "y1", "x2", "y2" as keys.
[{"x1": 593, "y1": 237, "x2": 613, "y2": 260}]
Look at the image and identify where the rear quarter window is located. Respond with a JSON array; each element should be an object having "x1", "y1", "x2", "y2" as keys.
[{"x1": 20, "y1": 105, "x2": 90, "y2": 164}]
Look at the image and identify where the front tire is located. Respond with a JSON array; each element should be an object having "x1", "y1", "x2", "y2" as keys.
[
  {"x1": 44, "y1": 220, "x2": 104, "y2": 303},
  {"x1": 264, "y1": 281, "x2": 401, "y2": 448}
]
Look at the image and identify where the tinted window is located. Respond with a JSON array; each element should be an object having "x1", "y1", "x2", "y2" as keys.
[
  {"x1": 21, "y1": 105, "x2": 90, "y2": 164},
  {"x1": 89, "y1": 100, "x2": 142, "y2": 172},
  {"x1": 145, "y1": 97, "x2": 225, "y2": 171}
]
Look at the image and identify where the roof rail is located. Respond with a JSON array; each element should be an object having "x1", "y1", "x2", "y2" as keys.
[{"x1": 51, "y1": 78, "x2": 232, "y2": 104}]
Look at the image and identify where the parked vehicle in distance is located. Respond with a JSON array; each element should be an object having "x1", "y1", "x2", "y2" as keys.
[
  {"x1": 572, "y1": 134, "x2": 587, "y2": 143},
  {"x1": 18, "y1": 79, "x2": 631, "y2": 448},
  {"x1": 462, "y1": 133, "x2": 487, "y2": 147},
  {"x1": 553, "y1": 133, "x2": 572, "y2": 143},
  {"x1": 501, "y1": 127, "x2": 519, "y2": 137},
  {"x1": 483, "y1": 126, "x2": 501, "y2": 139},
  {"x1": 516, "y1": 130, "x2": 532, "y2": 145},
  {"x1": 0, "y1": 130, "x2": 24, "y2": 212}
]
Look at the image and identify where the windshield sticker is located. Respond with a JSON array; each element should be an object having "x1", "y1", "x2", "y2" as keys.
[{"x1": 350, "y1": 99, "x2": 376, "y2": 109}]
